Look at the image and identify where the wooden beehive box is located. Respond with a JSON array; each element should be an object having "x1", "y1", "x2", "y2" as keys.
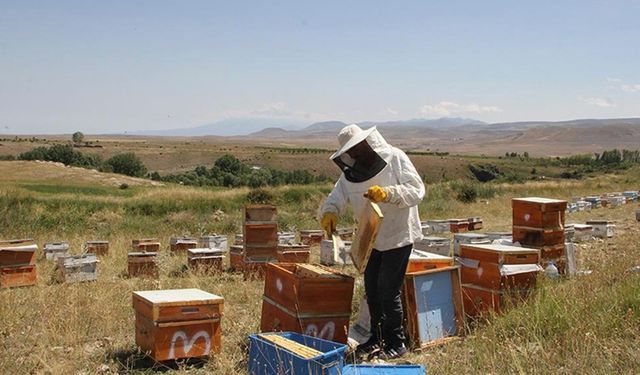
[
  {"x1": 320, "y1": 239, "x2": 352, "y2": 266},
  {"x1": 336, "y1": 228, "x2": 354, "y2": 241},
  {"x1": 406, "y1": 249, "x2": 454, "y2": 273},
  {"x1": 459, "y1": 260, "x2": 541, "y2": 290},
  {"x1": 133, "y1": 289, "x2": 224, "y2": 362},
  {"x1": 234, "y1": 234, "x2": 243, "y2": 245},
  {"x1": 170, "y1": 237, "x2": 198, "y2": 252},
  {"x1": 512, "y1": 197, "x2": 567, "y2": 228},
  {"x1": 245, "y1": 204, "x2": 277, "y2": 222},
  {"x1": 403, "y1": 266, "x2": 465, "y2": 349},
  {"x1": 128, "y1": 252, "x2": 159, "y2": 278},
  {"x1": 350, "y1": 201, "x2": 383, "y2": 273},
  {"x1": 132, "y1": 238, "x2": 161, "y2": 252},
  {"x1": 585, "y1": 220, "x2": 615, "y2": 239},
  {"x1": 426, "y1": 220, "x2": 450, "y2": 233},
  {"x1": 260, "y1": 263, "x2": 354, "y2": 343},
  {"x1": 199, "y1": 235, "x2": 228, "y2": 250},
  {"x1": 512, "y1": 227, "x2": 565, "y2": 248},
  {"x1": 414, "y1": 236, "x2": 451, "y2": 257},
  {"x1": 467, "y1": 217, "x2": 484, "y2": 231},
  {"x1": 277, "y1": 244, "x2": 311, "y2": 263},
  {"x1": 85, "y1": 240, "x2": 109, "y2": 255},
  {"x1": 43, "y1": 242, "x2": 69, "y2": 261},
  {"x1": 453, "y1": 233, "x2": 491, "y2": 256},
  {"x1": 448, "y1": 219, "x2": 469, "y2": 233},
  {"x1": 299, "y1": 230, "x2": 325, "y2": 246},
  {"x1": 462, "y1": 284, "x2": 532, "y2": 317},
  {"x1": 229, "y1": 245, "x2": 244, "y2": 271},
  {"x1": 56, "y1": 254, "x2": 98, "y2": 283},
  {"x1": 277, "y1": 232, "x2": 297, "y2": 245},
  {"x1": 188, "y1": 248, "x2": 224, "y2": 273},
  {"x1": 459, "y1": 243, "x2": 540, "y2": 265},
  {"x1": 1, "y1": 264, "x2": 37, "y2": 288},
  {"x1": 0, "y1": 239, "x2": 38, "y2": 267}
]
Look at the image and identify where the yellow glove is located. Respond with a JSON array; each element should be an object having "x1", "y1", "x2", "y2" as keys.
[
  {"x1": 320, "y1": 212, "x2": 338, "y2": 237},
  {"x1": 364, "y1": 185, "x2": 388, "y2": 203}
]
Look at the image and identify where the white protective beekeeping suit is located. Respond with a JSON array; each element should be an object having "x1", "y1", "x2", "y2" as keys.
[{"x1": 321, "y1": 124, "x2": 425, "y2": 251}]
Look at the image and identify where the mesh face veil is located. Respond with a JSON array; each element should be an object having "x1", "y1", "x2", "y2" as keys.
[{"x1": 332, "y1": 139, "x2": 387, "y2": 183}]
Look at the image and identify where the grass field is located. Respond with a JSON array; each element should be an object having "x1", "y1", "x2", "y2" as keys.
[{"x1": 0, "y1": 160, "x2": 639, "y2": 374}]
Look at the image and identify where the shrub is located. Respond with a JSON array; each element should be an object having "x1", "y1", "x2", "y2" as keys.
[
  {"x1": 246, "y1": 189, "x2": 274, "y2": 204},
  {"x1": 104, "y1": 153, "x2": 147, "y2": 177}
]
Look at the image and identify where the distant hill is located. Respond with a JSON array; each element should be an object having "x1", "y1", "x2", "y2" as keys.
[{"x1": 132, "y1": 118, "x2": 307, "y2": 137}]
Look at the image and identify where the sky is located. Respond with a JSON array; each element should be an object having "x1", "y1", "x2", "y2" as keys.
[{"x1": 1, "y1": 0, "x2": 639, "y2": 134}]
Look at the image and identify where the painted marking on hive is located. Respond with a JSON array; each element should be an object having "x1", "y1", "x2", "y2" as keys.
[
  {"x1": 168, "y1": 330, "x2": 211, "y2": 359},
  {"x1": 304, "y1": 322, "x2": 336, "y2": 341}
]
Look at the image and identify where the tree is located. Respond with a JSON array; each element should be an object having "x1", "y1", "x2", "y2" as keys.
[
  {"x1": 105, "y1": 153, "x2": 147, "y2": 177},
  {"x1": 72, "y1": 131, "x2": 84, "y2": 143}
]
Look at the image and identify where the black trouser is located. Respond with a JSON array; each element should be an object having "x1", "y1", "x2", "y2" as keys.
[{"x1": 364, "y1": 244, "x2": 412, "y2": 349}]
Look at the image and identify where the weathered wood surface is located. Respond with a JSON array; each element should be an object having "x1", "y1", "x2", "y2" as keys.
[{"x1": 350, "y1": 201, "x2": 383, "y2": 273}]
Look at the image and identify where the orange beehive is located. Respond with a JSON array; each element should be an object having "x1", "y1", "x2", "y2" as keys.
[
  {"x1": 188, "y1": 248, "x2": 224, "y2": 273},
  {"x1": 0, "y1": 239, "x2": 38, "y2": 288},
  {"x1": 512, "y1": 197, "x2": 567, "y2": 228},
  {"x1": 277, "y1": 244, "x2": 311, "y2": 263},
  {"x1": 170, "y1": 237, "x2": 198, "y2": 252},
  {"x1": 299, "y1": 230, "x2": 325, "y2": 245},
  {"x1": 459, "y1": 243, "x2": 541, "y2": 317},
  {"x1": 0, "y1": 264, "x2": 37, "y2": 288},
  {"x1": 128, "y1": 252, "x2": 159, "y2": 278},
  {"x1": 459, "y1": 243, "x2": 540, "y2": 265},
  {"x1": 229, "y1": 245, "x2": 244, "y2": 271},
  {"x1": 85, "y1": 240, "x2": 109, "y2": 255},
  {"x1": 512, "y1": 227, "x2": 565, "y2": 248},
  {"x1": 405, "y1": 250, "x2": 454, "y2": 273},
  {"x1": 132, "y1": 239, "x2": 161, "y2": 252},
  {"x1": 133, "y1": 289, "x2": 224, "y2": 362},
  {"x1": 260, "y1": 263, "x2": 354, "y2": 343},
  {"x1": 462, "y1": 284, "x2": 532, "y2": 316},
  {"x1": 448, "y1": 219, "x2": 469, "y2": 233}
]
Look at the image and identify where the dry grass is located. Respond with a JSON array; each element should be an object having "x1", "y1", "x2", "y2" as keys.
[{"x1": 0, "y1": 162, "x2": 639, "y2": 374}]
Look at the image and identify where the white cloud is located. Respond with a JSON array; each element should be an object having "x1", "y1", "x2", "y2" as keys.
[
  {"x1": 226, "y1": 102, "x2": 322, "y2": 120},
  {"x1": 580, "y1": 96, "x2": 616, "y2": 108},
  {"x1": 606, "y1": 77, "x2": 622, "y2": 83},
  {"x1": 419, "y1": 101, "x2": 502, "y2": 117},
  {"x1": 385, "y1": 107, "x2": 399, "y2": 116},
  {"x1": 621, "y1": 84, "x2": 640, "y2": 93}
]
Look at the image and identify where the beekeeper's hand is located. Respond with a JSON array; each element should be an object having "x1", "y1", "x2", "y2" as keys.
[
  {"x1": 364, "y1": 185, "x2": 389, "y2": 203},
  {"x1": 320, "y1": 212, "x2": 338, "y2": 237}
]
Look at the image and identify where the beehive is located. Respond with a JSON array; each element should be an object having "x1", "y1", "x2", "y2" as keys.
[
  {"x1": 85, "y1": 240, "x2": 109, "y2": 255},
  {"x1": 260, "y1": 263, "x2": 354, "y2": 343},
  {"x1": 43, "y1": 242, "x2": 69, "y2": 261},
  {"x1": 299, "y1": 230, "x2": 324, "y2": 246},
  {"x1": 199, "y1": 235, "x2": 228, "y2": 250},
  {"x1": 0, "y1": 239, "x2": 38, "y2": 288},
  {"x1": 320, "y1": 239, "x2": 352, "y2": 266},
  {"x1": 585, "y1": 220, "x2": 615, "y2": 239},
  {"x1": 56, "y1": 254, "x2": 98, "y2": 283},
  {"x1": 128, "y1": 252, "x2": 159, "y2": 278},
  {"x1": 170, "y1": 237, "x2": 198, "y2": 252},
  {"x1": 406, "y1": 249, "x2": 454, "y2": 273},
  {"x1": 132, "y1": 239, "x2": 161, "y2": 252},
  {"x1": 133, "y1": 289, "x2": 224, "y2": 361},
  {"x1": 188, "y1": 248, "x2": 224, "y2": 273},
  {"x1": 413, "y1": 236, "x2": 451, "y2": 257},
  {"x1": 453, "y1": 233, "x2": 491, "y2": 256},
  {"x1": 403, "y1": 266, "x2": 465, "y2": 348},
  {"x1": 448, "y1": 219, "x2": 470, "y2": 233},
  {"x1": 244, "y1": 205, "x2": 278, "y2": 274},
  {"x1": 276, "y1": 244, "x2": 310, "y2": 263}
]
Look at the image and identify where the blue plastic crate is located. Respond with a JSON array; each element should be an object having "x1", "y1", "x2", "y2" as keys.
[
  {"x1": 248, "y1": 332, "x2": 347, "y2": 375},
  {"x1": 342, "y1": 364, "x2": 426, "y2": 375}
]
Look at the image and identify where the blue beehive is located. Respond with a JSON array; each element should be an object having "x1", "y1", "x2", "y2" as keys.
[
  {"x1": 342, "y1": 364, "x2": 427, "y2": 374},
  {"x1": 248, "y1": 332, "x2": 347, "y2": 375}
]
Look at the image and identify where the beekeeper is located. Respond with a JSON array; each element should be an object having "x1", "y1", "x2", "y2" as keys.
[{"x1": 319, "y1": 124, "x2": 425, "y2": 360}]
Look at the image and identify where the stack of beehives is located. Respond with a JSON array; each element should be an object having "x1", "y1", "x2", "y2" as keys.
[
  {"x1": 260, "y1": 263, "x2": 354, "y2": 343},
  {"x1": 512, "y1": 197, "x2": 568, "y2": 273},
  {"x1": 243, "y1": 205, "x2": 278, "y2": 276},
  {"x1": 460, "y1": 243, "x2": 541, "y2": 316},
  {"x1": 0, "y1": 239, "x2": 38, "y2": 288}
]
